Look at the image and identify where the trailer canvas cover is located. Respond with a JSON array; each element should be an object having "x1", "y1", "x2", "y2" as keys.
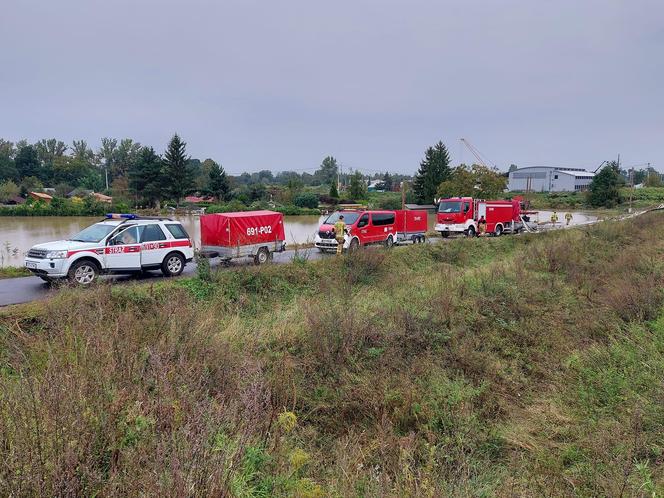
[{"x1": 201, "y1": 210, "x2": 285, "y2": 247}]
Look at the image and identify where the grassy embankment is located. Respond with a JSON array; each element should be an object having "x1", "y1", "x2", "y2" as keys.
[
  {"x1": 525, "y1": 187, "x2": 664, "y2": 213},
  {"x1": 0, "y1": 266, "x2": 30, "y2": 279},
  {"x1": 1, "y1": 213, "x2": 663, "y2": 496}
]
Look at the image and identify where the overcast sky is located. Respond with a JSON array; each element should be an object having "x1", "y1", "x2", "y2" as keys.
[{"x1": 1, "y1": 0, "x2": 662, "y2": 175}]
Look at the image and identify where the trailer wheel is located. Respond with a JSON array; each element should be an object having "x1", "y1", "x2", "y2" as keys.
[
  {"x1": 466, "y1": 226, "x2": 476, "y2": 237},
  {"x1": 494, "y1": 224, "x2": 503, "y2": 237},
  {"x1": 440, "y1": 231, "x2": 449, "y2": 238},
  {"x1": 254, "y1": 247, "x2": 270, "y2": 265},
  {"x1": 385, "y1": 235, "x2": 394, "y2": 249}
]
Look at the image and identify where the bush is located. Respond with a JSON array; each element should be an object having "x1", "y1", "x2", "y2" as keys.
[
  {"x1": 293, "y1": 192, "x2": 319, "y2": 209},
  {"x1": 377, "y1": 196, "x2": 402, "y2": 210},
  {"x1": 0, "y1": 197, "x2": 107, "y2": 216}
]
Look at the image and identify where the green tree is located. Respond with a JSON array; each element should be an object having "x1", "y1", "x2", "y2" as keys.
[
  {"x1": 293, "y1": 192, "x2": 319, "y2": 209},
  {"x1": 14, "y1": 145, "x2": 41, "y2": 180},
  {"x1": 329, "y1": 181, "x2": 339, "y2": 199},
  {"x1": 98, "y1": 138, "x2": 117, "y2": 191},
  {"x1": 20, "y1": 176, "x2": 43, "y2": 194},
  {"x1": 208, "y1": 160, "x2": 230, "y2": 201},
  {"x1": 113, "y1": 138, "x2": 141, "y2": 178},
  {"x1": 413, "y1": 141, "x2": 451, "y2": 203},
  {"x1": 162, "y1": 134, "x2": 194, "y2": 204},
  {"x1": 382, "y1": 172, "x2": 393, "y2": 191},
  {"x1": 52, "y1": 156, "x2": 96, "y2": 186},
  {"x1": 316, "y1": 156, "x2": 338, "y2": 186},
  {"x1": 644, "y1": 168, "x2": 662, "y2": 187},
  {"x1": 588, "y1": 162, "x2": 622, "y2": 207},
  {"x1": 71, "y1": 140, "x2": 95, "y2": 162},
  {"x1": 349, "y1": 171, "x2": 366, "y2": 199},
  {"x1": 129, "y1": 147, "x2": 164, "y2": 207},
  {"x1": 437, "y1": 164, "x2": 507, "y2": 199},
  {"x1": 0, "y1": 180, "x2": 19, "y2": 203},
  {"x1": 0, "y1": 140, "x2": 17, "y2": 181}
]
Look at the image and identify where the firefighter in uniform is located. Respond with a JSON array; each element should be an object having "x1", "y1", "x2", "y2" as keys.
[
  {"x1": 334, "y1": 215, "x2": 346, "y2": 255},
  {"x1": 565, "y1": 212, "x2": 573, "y2": 226},
  {"x1": 477, "y1": 216, "x2": 487, "y2": 236},
  {"x1": 550, "y1": 211, "x2": 559, "y2": 225}
]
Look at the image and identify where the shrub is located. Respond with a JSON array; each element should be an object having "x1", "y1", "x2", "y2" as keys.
[{"x1": 293, "y1": 192, "x2": 319, "y2": 209}]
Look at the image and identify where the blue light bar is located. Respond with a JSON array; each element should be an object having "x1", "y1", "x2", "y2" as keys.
[{"x1": 105, "y1": 213, "x2": 137, "y2": 220}]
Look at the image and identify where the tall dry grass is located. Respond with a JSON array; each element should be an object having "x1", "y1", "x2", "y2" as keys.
[{"x1": 1, "y1": 213, "x2": 664, "y2": 496}]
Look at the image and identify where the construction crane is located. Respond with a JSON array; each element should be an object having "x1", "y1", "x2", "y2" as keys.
[{"x1": 459, "y1": 138, "x2": 496, "y2": 169}]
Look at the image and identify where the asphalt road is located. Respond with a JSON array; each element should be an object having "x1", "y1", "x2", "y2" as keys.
[
  {"x1": 0, "y1": 217, "x2": 606, "y2": 308},
  {"x1": 0, "y1": 246, "x2": 330, "y2": 307}
]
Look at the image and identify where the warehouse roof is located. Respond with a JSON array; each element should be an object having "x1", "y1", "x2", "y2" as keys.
[{"x1": 557, "y1": 170, "x2": 595, "y2": 178}]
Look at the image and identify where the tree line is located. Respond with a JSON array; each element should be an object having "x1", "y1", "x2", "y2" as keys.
[{"x1": 0, "y1": 136, "x2": 411, "y2": 207}]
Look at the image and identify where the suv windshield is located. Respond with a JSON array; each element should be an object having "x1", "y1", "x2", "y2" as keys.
[
  {"x1": 70, "y1": 223, "x2": 117, "y2": 243},
  {"x1": 438, "y1": 201, "x2": 462, "y2": 213},
  {"x1": 324, "y1": 212, "x2": 360, "y2": 225}
]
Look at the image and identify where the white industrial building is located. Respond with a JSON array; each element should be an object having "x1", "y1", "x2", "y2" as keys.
[{"x1": 508, "y1": 166, "x2": 595, "y2": 192}]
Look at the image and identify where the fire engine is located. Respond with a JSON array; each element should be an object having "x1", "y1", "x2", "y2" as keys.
[
  {"x1": 434, "y1": 197, "x2": 524, "y2": 237},
  {"x1": 24, "y1": 214, "x2": 194, "y2": 285},
  {"x1": 315, "y1": 209, "x2": 428, "y2": 253}
]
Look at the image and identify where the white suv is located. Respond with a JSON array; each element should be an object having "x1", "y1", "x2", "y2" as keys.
[{"x1": 24, "y1": 214, "x2": 194, "y2": 285}]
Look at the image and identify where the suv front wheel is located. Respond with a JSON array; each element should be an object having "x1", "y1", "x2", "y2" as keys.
[
  {"x1": 162, "y1": 252, "x2": 185, "y2": 277},
  {"x1": 68, "y1": 259, "x2": 99, "y2": 285}
]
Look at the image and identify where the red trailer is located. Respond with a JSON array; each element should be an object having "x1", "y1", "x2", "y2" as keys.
[
  {"x1": 200, "y1": 210, "x2": 286, "y2": 264},
  {"x1": 394, "y1": 210, "x2": 428, "y2": 244}
]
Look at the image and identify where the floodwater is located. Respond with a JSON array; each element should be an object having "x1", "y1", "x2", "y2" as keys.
[
  {"x1": 0, "y1": 210, "x2": 595, "y2": 267},
  {"x1": 0, "y1": 215, "x2": 329, "y2": 267}
]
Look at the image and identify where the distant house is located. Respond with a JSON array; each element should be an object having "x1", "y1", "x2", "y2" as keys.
[
  {"x1": 184, "y1": 195, "x2": 214, "y2": 204},
  {"x1": 92, "y1": 192, "x2": 113, "y2": 204},
  {"x1": 29, "y1": 191, "x2": 53, "y2": 204},
  {"x1": 7, "y1": 196, "x2": 26, "y2": 205},
  {"x1": 67, "y1": 189, "x2": 112, "y2": 204},
  {"x1": 367, "y1": 180, "x2": 385, "y2": 193},
  {"x1": 67, "y1": 188, "x2": 93, "y2": 198}
]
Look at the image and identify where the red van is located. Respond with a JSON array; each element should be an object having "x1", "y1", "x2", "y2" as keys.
[{"x1": 314, "y1": 209, "x2": 427, "y2": 253}]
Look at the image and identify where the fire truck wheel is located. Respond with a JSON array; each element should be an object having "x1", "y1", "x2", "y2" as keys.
[
  {"x1": 494, "y1": 224, "x2": 503, "y2": 236},
  {"x1": 68, "y1": 259, "x2": 99, "y2": 285},
  {"x1": 466, "y1": 226, "x2": 476, "y2": 237},
  {"x1": 440, "y1": 231, "x2": 449, "y2": 238},
  {"x1": 254, "y1": 247, "x2": 270, "y2": 265},
  {"x1": 162, "y1": 252, "x2": 185, "y2": 276},
  {"x1": 419, "y1": 235, "x2": 426, "y2": 244},
  {"x1": 385, "y1": 235, "x2": 394, "y2": 249},
  {"x1": 348, "y1": 238, "x2": 360, "y2": 253}
]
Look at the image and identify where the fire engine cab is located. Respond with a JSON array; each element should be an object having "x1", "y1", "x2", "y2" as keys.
[
  {"x1": 24, "y1": 214, "x2": 194, "y2": 285},
  {"x1": 434, "y1": 197, "x2": 523, "y2": 237}
]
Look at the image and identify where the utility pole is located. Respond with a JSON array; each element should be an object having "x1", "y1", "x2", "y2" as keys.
[
  {"x1": 401, "y1": 181, "x2": 406, "y2": 210},
  {"x1": 629, "y1": 166, "x2": 634, "y2": 214}
]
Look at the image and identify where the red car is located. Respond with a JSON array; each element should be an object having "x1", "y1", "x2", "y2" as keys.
[{"x1": 315, "y1": 209, "x2": 427, "y2": 253}]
